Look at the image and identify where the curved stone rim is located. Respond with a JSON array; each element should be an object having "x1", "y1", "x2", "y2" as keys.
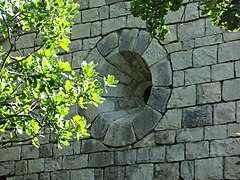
[{"x1": 83, "y1": 28, "x2": 173, "y2": 147}]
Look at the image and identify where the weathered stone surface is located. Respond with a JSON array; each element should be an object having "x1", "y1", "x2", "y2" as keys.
[
  {"x1": 71, "y1": 23, "x2": 91, "y2": 39},
  {"x1": 105, "y1": 166, "x2": 125, "y2": 180},
  {"x1": 166, "y1": 144, "x2": 184, "y2": 162},
  {"x1": 183, "y1": 105, "x2": 212, "y2": 128},
  {"x1": 133, "y1": 106, "x2": 162, "y2": 139},
  {"x1": 99, "y1": 6, "x2": 109, "y2": 20},
  {"x1": 223, "y1": 78, "x2": 240, "y2": 101},
  {"x1": 224, "y1": 156, "x2": 240, "y2": 179},
  {"x1": 24, "y1": 174, "x2": 39, "y2": 180},
  {"x1": 182, "y1": 39, "x2": 194, "y2": 50},
  {"x1": 143, "y1": 39, "x2": 168, "y2": 67},
  {"x1": 197, "y1": 82, "x2": 221, "y2": 104},
  {"x1": 89, "y1": 0, "x2": 105, "y2": 8},
  {"x1": 137, "y1": 147, "x2": 165, "y2": 163},
  {"x1": 181, "y1": 161, "x2": 194, "y2": 180},
  {"x1": 185, "y1": 66, "x2": 211, "y2": 85},
  {"x1": 16, "y1": 33, "x2": 35, "y2": 49},
  {"x1": 71, "y1": 169, "x2": 103, "y2": 180},
  {"x1": 126, "y1": 164, "x2": 154, "y2": 180},
  {"x1": 133, "y1": 30, "x2": 151, "y2": 55},
  {"x1": 97, "y1": 32, "x2": 118, "y2": 56},
  {"x1": 91, "y1": 21, "x2": 101, "y2": 36},
  {"x1": 236, "y1": 61, "x2": 240, "y2": 78},
  {"x1": 162, "y1": 25, "x2": 177, "y2": 44},
  {"x1": 148, "y1": 87, "x2": 171, "y2": 113},
  {"x1": 15, "y1": 161, "x2": 27, "y2": 175},
  {"x1": 81, "y1": 139, "x2": 107, "y2": 153},
  {"x1": 168, "y1": 85, "x2": 196, "y2": 108},
  {"x1": 210, "y1": 138, "x2": 240, "y2": 157},
  {"x1": 155, "y1": 163, "x2": 179, "y2": 180},
  {"x1": 133, "y1": 133, "x2": 155, "y2": 148},
  {"x1": 165, "y1": 42, "x2": 182, "y2": 53},
  {"x1": 62, "y1": 155, "x2": 88, "y2": 169},
  {"x1": 110, "y1": 2, "x2": 130, "y2": 18},
  {"x1": 126, "y1": 15, "x2": 146, "y2": 28},
  {"x1": 151, "y1": 60, "x2": 172, "y2": 87},
  {"x1": 178, "y1": 19, "x2": 205, "y2": 40},
  {"x1": 119, "y1": 29, "x2": 138, "y2": 52},
  {"x1": 83, "y1": 37, "x2": 101, "y2": 50},
  {"x1": 228, "y1": 123, "x2": 240, "y2": 137},
  {"x1": 102, "y1": 17, "x2": 126, "y2": 34},
  {"x1": 177, "y1": 127, "x2": 203, "y2": 143},
  {"x1": 89, "y1": 152, "x2": 114, "y2": 167},
  {"x1": 156, "y1": 111, "x2": 181, "y2": 132},
  {"x1": 21, "y1": 145, "x2": 39, "y2": 159},
  {"x1": 195, "y1": 35, "x2": 222, "y2": 47},
  {"x1": 115, "y1": 149, "x2": 136, "y2": 165},
  {"x1": 195, "y1": 158, "x2": 223, "y2": 179},
  {"x1": 212, "y1": 62, "x2": 234, "y2": 81},
  {"x1": 155, "y1": 130, "x2": 175, "y2": 145},
  {"x1": 193, "y1": 45, "x2": 217, "y2": 67},
  {"x1": 28, "y1": 158, "x2": 44, "y2": 173},
  {"x1": 173, "y1": 70, "x2": 184, "y2": 87},
  {"x1": 223, "y1": 31, "x2": 240, "y2": 41},
  {"x1": 69, "y1": 39, "x2": 82, "y2": 52},
  {"x1": 165, "y1": 7, "x2": 184, "y2": 23},
  {"x1": 204, "y1": 125, "x2": 227, "y2": 140},
  {"x1": 53, "y1": 143, "x2": 73, "y2": 156},
  {"x1": 0, "y1": 146, "x2": 21, "y2": 161},
  {"x1": 51, "y1": 171, "x2": 70, "y2": 180},
  {"x1": 39, "y1": 144, "x2": 53, "y2": 158},
  {"x1": 171, "y1": 50, "x2": 192, "y2": 70},
  {"x1": 103, "y1": 118, "x2": 136, "y2": 147},
  {"x1": 219, "y1": 41, "x2": 240, "y2": 62},
  {"x1": 238, "y1": 101, "x2": 240, "y2": 122},
  {"x1": 186, "y1": 141, "x2": 209, "y2": 160},
  {"x1": 0, "y1": 161, "x2": 15, "y2": 176},
  {"x1": 214, "y1": 102, "x2": 235, "y2": 124},
  {"x1": 185, "y1": 2, "x2": 199, "y2": 21},
  {"x1": 206, "y1": 18, "x2": 223, "y2": 35},
  {"x1": 40, "y1": 173, "x2": 50, "y2": 180},
  {"x1": 82, "y1": 8, "x2": 99, "y2": 23},
  {"x1": 44, "y1": 157, "x2": 62, "y2": 172}
]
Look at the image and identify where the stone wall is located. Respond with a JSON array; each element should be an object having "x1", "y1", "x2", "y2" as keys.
[{"x1": 1, "y1": 0, "x2": 240, "y2": 179}]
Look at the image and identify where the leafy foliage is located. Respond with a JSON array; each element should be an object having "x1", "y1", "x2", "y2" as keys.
[
  {"x1": 130, "y1": 0, "x2": 240, "y2": 40},
  {"x1": 0, "y1": 0, "x2": 117, "y2": 148}
]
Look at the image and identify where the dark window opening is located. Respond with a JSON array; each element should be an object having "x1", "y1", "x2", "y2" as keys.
[{"x1": 144, "y1": 86, "x2": 152, "y2": 104}]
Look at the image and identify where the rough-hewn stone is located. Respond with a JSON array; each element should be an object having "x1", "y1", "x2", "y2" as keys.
[
  {"x1": 97, "y1": 32, "x2": 118, "y2": 56},
  {"x1": 218, "y1": 41, "x2": 240, "y2": 62},
  {"x1": 177, "y1": 127, "x2": 203, "y2": 143},
  {"x1": 0, "y1": 146, "x2": 21, "y2": 161},
  {"x1": 126, "y1": 164, "x2": 154, "y2": 180},
  {"x1": 119, "y1": 29, "x2": 138, "y2": 52},
  {"x1": 62, "y1": 155, "x2": 88, "y2": 169},
  {"x1": 89, "y1": 152, "x2": 114, "y2": 167},
  {"x1": 204, "y1": 125, "x2": 227, "y2": 140},
  {"x1": 185, "y1": 66, "x2": 211, "y2": 85},
  {"x1": 186, "y1": 141, "x2": 209, "y2": 160},
  {"x1": 171, "y1": 50, "x2": 192, "y2": 70},
  {"x1": 155, "y1": 163, "x2": 179, "y2": 180},
  {"x1": 183, "y1": 105, "x2": 212, "y2": 128},
  {"x1": 197, "y1": 82, "x2": 221, "y2": 104},
  {"x1": 166, "y1": 144, "x2": 184, "y2": 162},
  {"x1": 133, "y1": 30, "x2": 151, "y2": 55},
  {"x1": 212, "y1": 62, "x2": 234, "y2": 81},
  {"x1": 81, "y1": 139, "x2": 107, "y2": 153},
  {"x1": 105, "y1": 166, "x2": 125, "y2": 180},
  {"x1": 0, "y1": 161, "x2": 15, "y2": 176},
  {"x1": 224, "y1": 156, "x2": 240, "y2": 179},
  {"x1": 181, "y1": 161, "x2": 194, "y2": 180},
  {"x1": 71, "y1": 169, "x2": 103, "y2": 180},
  {"x1": 115, "y1": 149, "x2": 136, "y2": 165},
  {"x1": 155, "y1": 130, "x2": 175, "y2": 145},
  {"x1": 223, "y1": 78, "x2": 240, "y2": 101},
  {"x1": 214, "y1": 102, "x2": 236, "y2": 124},
  {"x1": 28, "y1": 158, "x2": 45, "y2": 173}
]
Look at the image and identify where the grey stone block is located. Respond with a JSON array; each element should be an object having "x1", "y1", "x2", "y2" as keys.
[
  {"x1": 214, "y1": 102, "x2": 236, "y2": 124},
  {"x1": 82, "y1": 8, "x2": 99, "y2": 23},
  {"x1": 212, "y1": 62, "x2": 234, "y2": 81},
  {"x1": 115, "y1": 149, "x2": 136, "y2": 165},
  {"x1": 236, "y1": 61, "x2": 240, "y2": 77},
  {"x1": 51, "y1": 171, "x2": 70, "y2": 180},
  {"x1": 15, "y1": 161, "x2": 27, "y2": 175},
  {"x1": 197, "y1": 82, "x2": 221, "y2": 104},
  {"x1": 224, "y1": 156, "x2": 240, "y2": 179},
  {"x1": 103, "y1": 118, "x2": 137, "y2": 147},
  {"x1": 183, "y1": 105, "x2": 212, "y2": 128},
  {"x1": 102, "y1": 17, "x2": 126, "y2": 34},
  {"x1": 110, "y1": 2, "x2": 130, "y2": 18},
  {"x1": 119, "y1": 29, "x2": 138, "y2": 52},
  {"x1": 155, "y1": 163, "x2": 179, "y2": 180},
  {"x1": 99, "y1": 6, "x2": 109, "y2": 20},
  {"x1": 168, "y1": 85, "x2": 196, "y2": 108},
  {"x1": 89, "y1": 152, "x2": 114, "y2": 167},
  {"x1": 219, "y1": 41, "x2": 240, "y2": 62},
  {"x1": 165, "y1": 42, "x2": 182, "y2": 53},
  {"x1": 81, "y1": 139, "x2": 107, "y2": 153},
  {"x1": 185, "y1": 66, "x2": 211, "y2": 85},
  {"x1": 195, "y1": 158, "x2": 223, "y2": 179},
  {"x1": 227, "y1": 123, "x2": 240, "y2": 137},
  {"x1": 133, "y1": 106, "x2": 162, "y2": 139},
  {"x1": 195, "y1": 35, "x2": 222, "y2": 47},
  {"x1": 204, "y1": 125, "x2": 227, "y2": 140},
  {"x1": 0, "y1": 161, "x2": 15, "y2": 176},
  {"x1": 71, "y1": 23, "x2": 91, "y2": 39},
  {"x1": 210, "y1": 138, "x2": 240, "y2": 157},
  {"x1": 89, "y1": 0, "x2": 105, "y2": 8},
  {"x1": 126, "y1": 164, "x2": 154, "y2": 180},
  {"x1": 44, "y1": 157, "x2": 62, "y2": 172},
  {"x1": 196, "y1": 43, "x2": 220, "y2": 63},
  {"x1": 97, "y1": 32, "x2": 118, "y2": 56},
  {"x1": 0, "y1": 146, "x2": 21, "y2": 161},
  {"x1": 39, "y1": 144, "x2": 53, "y2": 158},
  {"x1": 155, "y1": 130, "x2": 175, "y2": 145},
  {"x1": 53, "y1": 143, "x2": 73, "y2": 156},
  {"x1": 105, "y1": 166, "x2": 125, "y2": 180},
  {"x1": 223, "y1": 78, "x2": 240, "y2": 101},
  {"x1": 126, "y1": 15, "x2": 146, "y2": 28},
  {"x1": 155, "y1": 109, "x2": 182, "y2": 130},
  {"x1": 185, "y1": 2, "x2": 199, "y2": 21},
  {"x1": 173, "y1": 70, "x2": 184, "y2": 87},
  {"x1": 177, "y1": 127, "x2": 203, "y2": 143},
  {"x1": 62, "y1": 155, "x2": 88, "y2": 169},
  {"x1": 186, "y1": 141, "x2": 209, "y2": 160},
  {"x1": 133, "y1": 133, "x2": 155, "y2": 148},
  {"x1": 171, "y1": 50, "x2": 192, "y2": 70},
  {"x1": 166, "y1": 144, "x2": 184, "y2": 162},
  {"x1": 21, "y1": 145, "x2": 39, "y2": 159},
  {"x1": 28, "y1": 158, "x2": 44, "y2": 173},
  {"x1": 71, "y1": 169, "x2": 103, "y2": 180},
  {"x1": 151, "y1": 60, "x2": 172, "y2": 87},
  {"x1": 181, "y1": 161, "x2": 194, "y2": 180},
  {"x1": 133, "y1": 30, "x2": 151, "y2": 55},
  {"x1": 148, "y1": 87, "x2": 171, "y2": 113},
  {"x1": 206, "y1": 18, "x2": 223, "y2": 35}
]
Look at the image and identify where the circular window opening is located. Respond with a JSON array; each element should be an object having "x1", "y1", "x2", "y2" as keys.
[{"x1": 103, "y1": 51, "x2": 152, "y2": 113}]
